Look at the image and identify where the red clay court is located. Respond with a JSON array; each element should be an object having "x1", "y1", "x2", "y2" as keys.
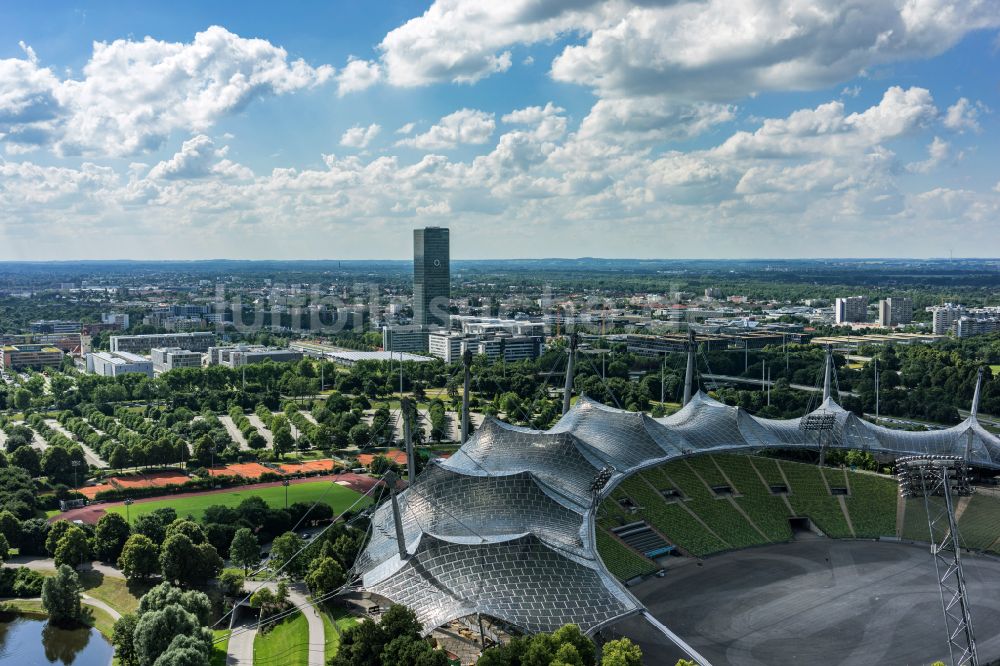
[
  {"x1": 357, "y1": 450, "x2": 408, "y2": 466},
  {"x1": 207, "y1": 461, "x2": 273, "y2": 478}
]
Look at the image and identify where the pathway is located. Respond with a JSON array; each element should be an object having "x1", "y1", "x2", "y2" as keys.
[
  {"x1": 242, "y1": 580, "x2": 325, "y2": 666},
  {"x1": 219, "y1": 415, "x2": 250, "y2": 451},
  {"x1": 46, "y1": 418, "x2": 108, "y2": 469},
  {"x1": 246, "y1": 415, "x2": 274, "y2": 448},
  {"x1": 227, "y1": 617, "x2": 256, "y2": 666}
]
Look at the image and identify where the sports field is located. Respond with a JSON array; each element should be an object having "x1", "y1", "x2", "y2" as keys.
[{"x1": 105, "y1": 480, "x2": 370, "y2": 523}]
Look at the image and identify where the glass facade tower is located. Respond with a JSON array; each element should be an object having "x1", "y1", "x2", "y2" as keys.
[{"x1": 413, "y1": 227, "x2": 450, "y2": 329}]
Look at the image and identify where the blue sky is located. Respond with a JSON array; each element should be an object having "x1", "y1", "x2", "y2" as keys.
[{"x1": 1, "y1": 0, "x2": 998, "y2": 260}]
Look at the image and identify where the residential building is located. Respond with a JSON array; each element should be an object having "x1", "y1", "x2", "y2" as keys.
[
  {"x1": 878, "y1": 297, "x2": 913, "y2": 327},
  {"x1": 110, "y1": 332, "x2": 215, "y2": 354},
  {"x1": 86, "y1": 351, "x2": 154, "y2": 378},
  {"x1": 2, "y1": 344, "x2": 64, "y2": 370},
  {"x1": 208, "y1": 345, "x2": 303, "y2": 368},
  {"x1": 413, "y1": 227, "x2": 450, "y2": 330},
  {"x1": 150, "y1": 347, "x2": 203, "y2": 372},
  {"x1": 955, "y1": 316, "x2": 1000, "y2": 338},
  {"x1": 930, "y1": 303, "x2": 965, "y2": 335},
  {"x1": 382, "y1": 325, "x2": 429, "y2": 353},
  {"x1": 30, "y1": 320, "x2": 81, "y2": 334},
  {"x1": 834, "y1": 296, "x2": 868, "y2": 324},
  {"x1": 101, "y1": 313, "x2": 130, "y2": 329}
]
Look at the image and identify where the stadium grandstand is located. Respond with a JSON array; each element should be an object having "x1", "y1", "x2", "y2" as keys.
[{"x1": 355, "y1": 348, "x2": 1000, "y2": 644}]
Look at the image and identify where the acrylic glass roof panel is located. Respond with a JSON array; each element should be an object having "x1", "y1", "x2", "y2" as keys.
[
  {"x1": 551, "y1": 398, "x2": 679, "y2": 468},
  {"x1": 366, "y1": 534, "x2": 641, "y2": 636},
  {"x1": 442, "y1": 418, "x2": 603, "y2": 505}
]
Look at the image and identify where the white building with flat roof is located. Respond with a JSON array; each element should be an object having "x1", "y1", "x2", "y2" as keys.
[
  {"x1": 87, "y1": 351, "x2": 153, "y2": 377},
  {"x1": 111, "y1": 331, "x2": 215, "y2": 354},
  {"x1": 151, "y1": 347, "x2": 203, "y2": 372}
]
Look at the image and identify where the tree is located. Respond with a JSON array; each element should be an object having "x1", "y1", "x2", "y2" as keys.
[
  {"x1": 0, "y1": 533, "x2": 8, "y2": 563},
  {"x1": 133, "y1": 604, "x2": 203, "y2": 666},
  {"x1": 160, "y1": 534, "x2": 198, "y2": 586},
  {"x1": 45, "y1": 520, "x2": 73, "y2": 556},
  {"x1": 229, "y1": 528, "x2": 260, "y2": 575},
  {"x1": 333, "y1": 605, "x2": 439, "y2": 666},
  {"x1": 109, "y1": 444, "x2": 130, "y2": 471},
  {"x1": 600, "y1": 639, "x2": 642, "y2": 666},
  {"x1": 219, "y1": 570, "x2": 245, "y2": 597},
  {"x1": 273, "y1": 425, "x2": 294, "y2": 458},
  {"x1": 119, "y1": 534, "x2": 160, "y2": 581},
  {"x1": 269, "y1": 531, "x2": 305, "y2": 578},
  {"x1": 134, "y1": 514, "x2": 168, "y2": 544},
  {"x1": 54, "y1": 525, "x2": 90, "y2": 569},
  {"x1": 41, "y1": 564, "x2": 83, "y2": 626},
  {"x1": 164, "y1": 519, "x2": 206, "y2": 545},
  {"x1": 305, "y1": 556, "x2": 345, "y2": 597},
  {"x1": 10, "y1": 445, "x2": 41, "y2": 477},
  {"x1": 137, "y1": 583, "x2": 212, "y2": 625},
  {"x1": 41, "y1": 445, "x2": 84, "y2": 486},
  {"x1": 94, "y1": 512, "x2": 131, "y2": 562},
  {"x1": 0, "y1": 511, "x2": 19, "y2": 549},
  {"x1": 111, "y1": 613, "x2": 139, "y2": 666},
  {"x1": 151, "y1": 633, "x2": 214, "y2": 666}
]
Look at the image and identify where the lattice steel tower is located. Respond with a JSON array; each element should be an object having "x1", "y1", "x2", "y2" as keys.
[{"x1": 896, "y1": 455, "x2": 978, "y2": 666}]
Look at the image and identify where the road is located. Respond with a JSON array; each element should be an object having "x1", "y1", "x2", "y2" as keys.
[
  {"x1": 246, "y1": 414, "x2": 274, "y2": 448},
  {"x1": 219, "y1": 415, "x2": 250, "y2": 451},
  {"x1": 227, "y1": 617, "x2": 256, "y2": 666},
  {"x1": 700, "y1": 373, "x2": 860, "y2": 397}
]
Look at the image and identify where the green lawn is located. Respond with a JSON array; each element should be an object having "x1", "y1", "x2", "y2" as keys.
[
  {"x1": 79, "y1": 570, "x2": 146, "y2": 615},
  {"x1": 106, "y1": 481, "x2": 369, "y2": 524},
  {"x1": 254, "y1": 611, "x2": 310, "y2": 666},
  {"x1": 321, "y1": 604, "x2": 360, "y2": 661},
  {"x1": 211, "y1": 629, "x2": 230, "y2": 666}
]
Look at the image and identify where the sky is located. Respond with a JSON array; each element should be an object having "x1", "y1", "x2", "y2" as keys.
[{"x1": 1, "y1": 0, "x2": 999, "y2": 261}]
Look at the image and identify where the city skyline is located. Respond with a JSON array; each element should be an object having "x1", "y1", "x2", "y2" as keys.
[{"x1": 1, "y1": 1, "x2": 999, "y2": 261}]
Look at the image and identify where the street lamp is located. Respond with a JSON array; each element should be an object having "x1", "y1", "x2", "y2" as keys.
[
  {"x1": 281, "y1": 478, "x2": 290, "y2": 509},
  {"x1": 71, "y1": 460, "x2": 81, "y2": 489},
  {"x1": 124, "y1": 498, "x2": 134, "y2": 524}
]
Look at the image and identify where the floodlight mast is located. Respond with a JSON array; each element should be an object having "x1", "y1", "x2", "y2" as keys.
[
  {"x1": 896, "y1": 456, "x2": 978, "y2": 666},
  {"x1": 562, "y1": 332, "x2": 577, "y2": 416},
  {"x1": 799, "y1": 411, "x2": 836, "y2": 467}
]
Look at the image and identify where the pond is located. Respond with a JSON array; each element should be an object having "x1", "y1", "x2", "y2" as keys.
[{"x1": 0, "y1": 615, "x2": 113, "y2": 665}]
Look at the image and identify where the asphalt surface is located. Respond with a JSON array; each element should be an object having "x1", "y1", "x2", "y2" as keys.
[{"x1": 615, "y1": 538, "x2": 1000, "y2": 666}]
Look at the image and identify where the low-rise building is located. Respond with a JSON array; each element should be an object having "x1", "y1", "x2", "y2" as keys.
[
  {"x1": 428, "y1": 332, "x2": 467, "y2": 363},
  {"x1": 955, "y1": 316, "x2": 1000, "y2": 338},
  {"x1": 30, "y1": 320, "x2": 82, "y2": 334},
  {"x1": 110, "y1": 332, "x2": 215, "y2": 354},
  {"x1": 471, "y1": 335, "x2": 544, "y2": 363},
  {"x1": 207, "y1": 345, "x2": 303, "y2": 367},
  {"x1": 2, "y1": 344, "x2": 65, "y2": 370},
  {"x1": 382, "y1": 325, "x2": 429, "y2": 353},
  {"x1": 150, "y1": 347, "x2": 203, "y2": 372},
  {"x1": 87, "y1": 351, "x2": 154, "y2": 377}
]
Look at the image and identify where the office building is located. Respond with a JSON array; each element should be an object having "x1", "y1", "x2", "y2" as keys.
[
  {"x1": 878, "y1": 297, "x2": 913, "y2": 327},
  {"x1": 413, "y1": 227, "x2": 450, "y2": 329},
  {"x1": 930, "y1": 303, "x2": 965, "y2": 335},
  {"x1": 87, "y1": 351, "x2": 154, "y2": 378},
  {"x1": 30, "y1": 320, "x2": 81, "y2": 334},
  {"x1": 834, "y1": 296, "x2": 868, "y2": 324},
  {"x1": 382, "y1": 325, "x2": 429, "y2": 353},
  {"x1": 428, "y1": 332, "x2": 467, "y2": 363},
  {"x1": 2, "y1": 344, "x2": 64, "y2": 370},
  {"x1": 208, "y1": 345, "x2": 303, "y2": 368},
  {"x1": 151, "y1": 347, "x2": 203, "y2": 372},
  {"x1": 110, "y1": 332, "x2": 215, "y2": 354},
  {"x1": 472, "y1": 335, "x2": 544, "y2": 363}
]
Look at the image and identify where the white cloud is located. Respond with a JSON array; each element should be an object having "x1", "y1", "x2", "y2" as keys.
[
  {"x1": 0, "y1": 26, "x2": 334, "y2": 157},
  {"x1": 906, "y1": 136, "x2": 950, "y2": 173},
  {"x1": 337, "y1": 58, "x2": 383, "y2": 96},
  {"x1": 378, "y1": 0, "x2": 608, "y2": 86},
  {"x1": 501, "y1": 102, "x2": 565, "y2": 125},
  {"x1": 340, "y1": 123, "x2": 382, "y2": 149},
  {"x1": 943, "y1": 97, "x2": 985, "y2": 133},
  {"x1": 578, "y1": 97, "x2": 735, "y2": 143},
  {"x1": 147, "y1": 134, "x2": 252, "y2": 180},
  {"x1": 716, "y1": 87, "x2": 936, "y2": 158},
  {"x1": 397, "y1": 108, "x2": 495, "y2": 149},
  {"x1": 395, "y1": 122, "x2": 416, "y2": 135}
]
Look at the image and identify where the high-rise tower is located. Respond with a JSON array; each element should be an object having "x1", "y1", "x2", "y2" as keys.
[{"x1": 413, "y1": 227, "x2": 450, "y2": 330}]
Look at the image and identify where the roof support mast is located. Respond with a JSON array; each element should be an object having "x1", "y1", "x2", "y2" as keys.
[
  {"x1": 683, "y1": 329, "x2": 696, "y2": 406},
  {"x1": 822, "y1": 344, "x2": 833, "y2": 403},
  {"x1": 461, "y1": 349, "x2": 472, "y2": 444},
  {"x1": 562, "y1": 332, "x2": 577, "y2": 416}
]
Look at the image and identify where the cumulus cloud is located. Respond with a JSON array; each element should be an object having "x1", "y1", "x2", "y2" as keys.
[
  {"x1": 147, "y1": 134, "x2": 253, "y2": 180},
  {"x1": 906, "y1": 136, "x2": 950, "y2": 174},
  {"x1": 943, "y1": 97, "x2": 985, "y2": 133},
  {"x1": 397, "y1": 108, "x2": 495, "y2": 149},
  {"x1": 0, "y1": 26, "x2": 334, "y2": 157},
  {"x1": 340, "y1": 123, "x2": 382, "y2": 149},
  {"x1": 395, "y1": 122, "x2": 416, "y2": 135},
  {"x1": 376, "y1": 0, "x2": 1000, "y2": 105},
  {"x1": 579, "y1": 97, "x2": 735, "y2": 144},
  {"x1": 337, "y1": 58, "x2": 383, "y2": 96},
  {"x1": 715, "y1": 87, "x2": 937, "y2": 158}
]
